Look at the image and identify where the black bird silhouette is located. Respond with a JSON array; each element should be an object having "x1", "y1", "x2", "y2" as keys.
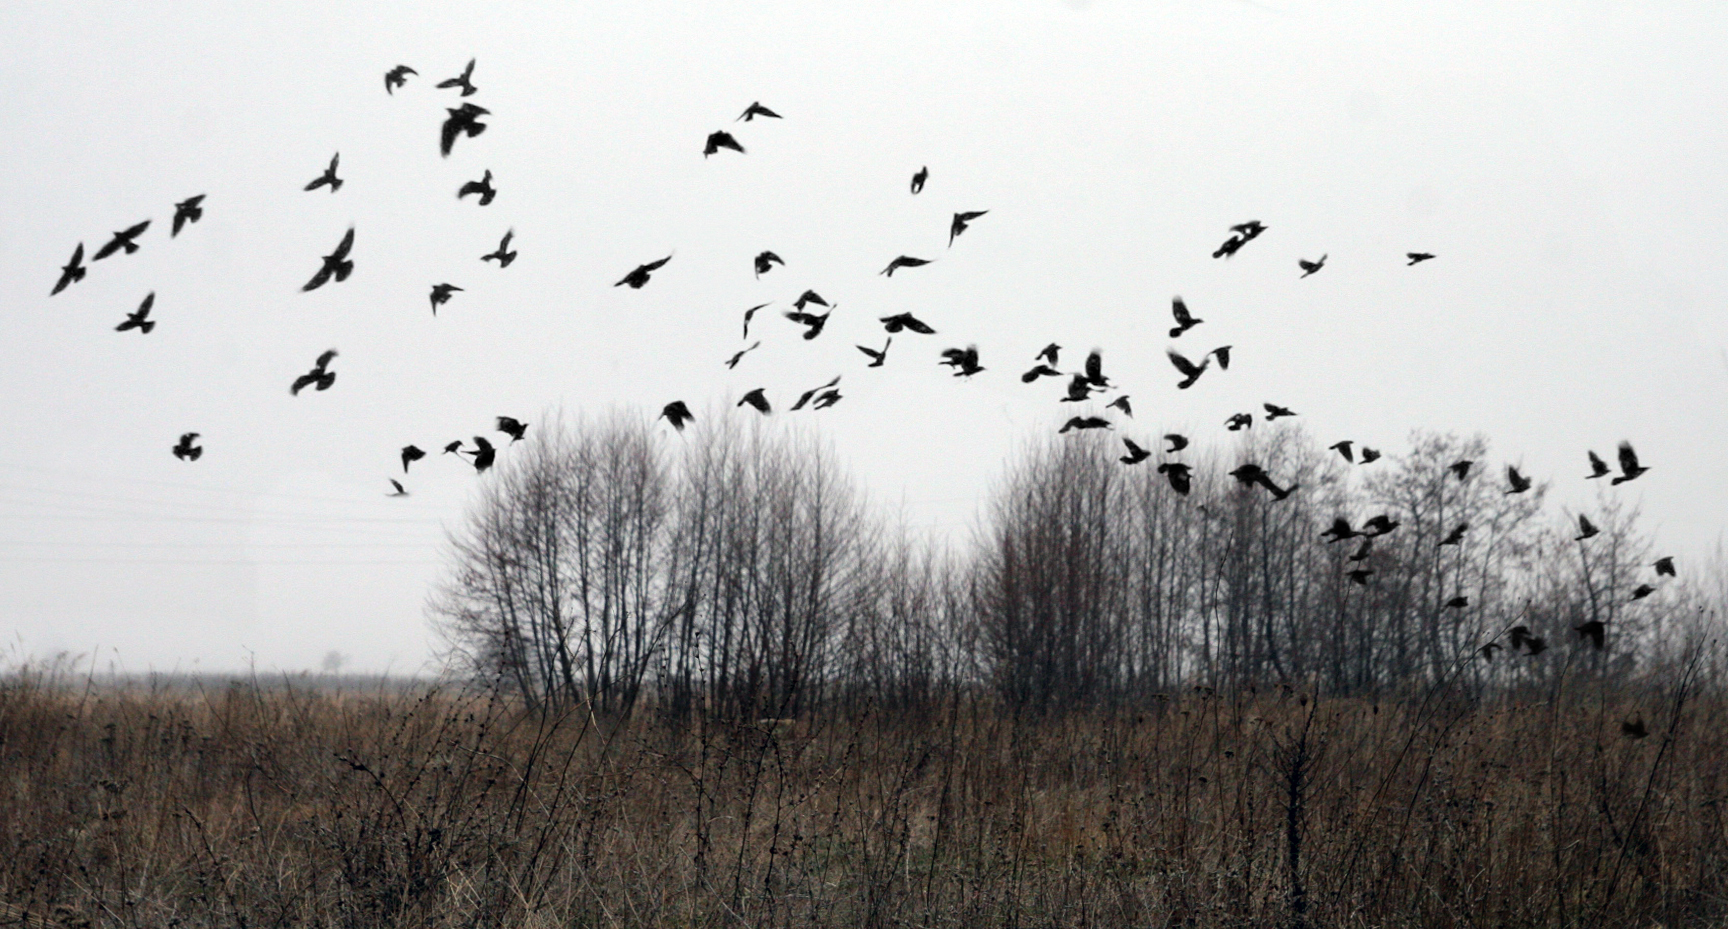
[
  {"x1": 949, "y1": 210, "x2": 987, "y2": 246},
  {"x1": 742, "y1": 302, "x2": 769, "y2": 338},
  {"x1": 1211, "y1": 345, "x2": 1232, "y2": 369},
  {"x1": 93, "y1": 220, "x2": 151, "y2": 260},
  {"x1": 1509, "y1": 625, "x2": 1538, "y2": 653},
  {"x1": 1586, "y1": 450, "x2": 1611, "y2": 479},
  {"x1": 304, "y1": 153, "x2": 342, "y2": 193},
  {"x1": 661, "y1": 401, "x2": 694, "y2": 431},
  {"x1": 1450, "y1": 459, "x2": 1473, "y2": 481},
  {"x1": 1654, "y1": 556, "x2": 1676, "y2": 577},
  {"x1": 726, "y1": 341, "x2": 761, "y2": 369},
  {"x1": 458, "y1": 170, "x2": 496, "y2": 205},
  {"x1": 387, "y1": 479, "x2": 409, "y2": 497},
  {"x1": 754, "y1": 250, "x2": 784, "y2": 277},
  {"x1": 481, "y1": 230, "x2": 517, "y2": 267},
  {"x1": 1575, "y1": 515, "x2": 1600, "y2": 541},
  {"x1": 496, "y1": 417, "x2": 528, "y2": 442},
  {"x1": 857, "y1": 339, "x2": 891, "y2": 367},
  {"x1": 880, "y1": 312, "x2": 935, "y2": 334},
  {"x1": 793, "y1": 290, "x2": 829, "y2": 310},
  {"x1": 1167, "y1": 348, "x2": 1211, "y2": 389},
  {"x1": 1611, "y1": 441, "x2": 1648, "y2": 484},
  {"x1": 811, "y1": 389, "x2": 842, "y2": 410},
  {"x1": 303, "y1": 227, "x2": 355, "y2": 291},
  {"x1": 1107, "y1": 396, "x2": 1133, "y2": 418},
  {"x1": 791, "y1": 376, "x2": 842, "y2": 412},
  {"x1": 1169, "y1": 296, "x2": 1203, "y2": 338},
  {"x1": 910, "y1": 166, "x2": 928, "y2": 194},
  {"x1": 443, "y1": 440, "x2": 465, "y2": 455},
  {"x1": 940, "y1": 346, "x2": 984, "y2": 377},
  {"x1": 881, "y1": 255, "x2": 932, "y2": 277},
  {"x1": 1083, "y1": 350, "x2": 1110, "y2": 388},
  {"x1": 1622, "y1": 718, "x2": 1648, "y2": 739},
  {"x1": 1212, "y1": 221, "x2": 1266, "y2": 259},
  {"x1": 1060, "y1": 416, "x2": 1112, "y2": 434},
  {"x1": 51, "y1": 243, "x2": 85, "y2": 295},
  {"x1": 1505, "y1": 465, "x2": 1532, "y2": 494},
  {"x1": 615, "y1": 254, "x2": 671, "y2": 288},
  {"x1": 116, "y1": 293, "x2": 156, "y2": 334},
  {"x1": 1445, "y1": 596, "x2": 1469, "y2": 609},
  {"x1": 171, "y1": 195, "x2": 205, "y2": 237},
  {"x1": 704, "y1": 131, "x2": 745, "y2": 157},
  {"x1": 1120, "y1": 438, "x2": 1152, "y2": 464},
  {"x1": 1157, "y1": 462, "x2": 1192, "y2": 495},
  {"x1": 467, "y1": 436, "x2": 496, "y2": 473},
  {"x1": 1232, "y1": 220, "x2": 1267, "y2": 239},
  {"x1": 1575, "y1": 620, "x2": 1606, "y2": 650},
  {"x1": 1164, "y1": 433, "x2": 1189, "y2": 453},
  {"x1": 384, "y1": 64, "x2": 416, "y2": 94},
  {"x1": 1478, "y1": 642, "x2": 1502, "y2": 662},
  {"x1": 1298, "y1": 254, "x2": 1327, "y2": 277},
  {"x1": 440, "y1": 103, "x2": 489, "y2": 157},
  {"x1": 1059, "y1": 374, "x2": 1097, "y2": 402},
  {"x1": 1630, "y1": 584, "x2": 1655, "y2": 601},
  {"x1": 737, "y1": 101, "x2": 781, "y2": 121},
  {"x1": 785, "y1": 309, "x2": 831, "y2": 340},
  {"x1": 172, "y1": 432, "x2": 202, "y2": 461},
  {"x1": 1348, "y1": 538, "x2": 1373, "y2": 562},
  {"x1": 1225, "y1": 413, "x2": 1253, "y2": 431},
  {"x1": 739, "y1": 388, "x2": 771, "y2": 414},
  {"x1": 401, "y1": 445, "x2": 426, "y2": 473},
  {"x1": 1329, "y1": 440, "x2": 1355, "y2": 463},
  {"x1": 290, "y1": 349, "x2": 338, "y2": 395},
  {"x1": 1228, "y1": 463, "x2": 1268, "y2": 486},
  {"x1": 1264, "y1": 403, "x2": 1297, "y2": 420},
  {"x1": 1320, "y1": 517, "x2": 1360, "y2": 543},
  {"x1": 1362, "y1": 515, "x2": 1401, "y2": 536},
  {"x1": 1213, "y1": 235, "x2": 1246, "y2": 259},
  {"x1": 429, "y1": 283, "x2": 463, "y2": 314},
  {"x1": 1406, "y1": 252, "x2": 1435, "y2": 265},
  {"x1": 1347, "y1": 568, "x2": 1374, "y2": 586},
  {"x1": 437, "y1": 58, "x2": 477, "y2": 96},
  {"x1": 1359, "y1": 447, "x2": 1382, "y2": 464},
  {"x1": 1439, "y1": 523, "x2": 1468, "y2": 547},
  {"x1": 1021, "y1": 364, "x2": 1062, "y2": 384},
  {"x1": 1038, "y1": 343, "x2": 1061, "y2": 366}
]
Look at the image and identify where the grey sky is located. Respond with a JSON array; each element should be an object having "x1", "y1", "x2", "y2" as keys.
[{"x1": 3, "y1": 2, "x2": 1724, "y2": 673}]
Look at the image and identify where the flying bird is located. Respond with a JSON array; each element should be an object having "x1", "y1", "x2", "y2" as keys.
[
  {"x1": 738, "y1": 388, "x2": 771, "y2": 414},
  {"x1": 1630, "y1": 584, "x2": 1655, "y2": 601},
  {"x1": 1083, "y1": 350, "x2": 1110, "y2": 388},
  {"x1": 1478, "y1": 642, "x2": 1503, "y2": 662},
  {"x1": 401, "y1": 445, "x2": 426, "y2": 473},
  {"x1": 481, "y1": 230, "x2": 517, "y2": 267},
  {"x1": 304, "y1": 153, "x2": 343, "y2": 193},
  {"x1": 1167, "y1": 348, "x2": 1211, "y2": 390},
  {"x1": 440, "y1": 103, "x2": 490, "y2": 157},
  {"x1": 171, "y1": 195, "x2": 205, "y2": 237},
  {"x1": 615, "y1": 254, "x2": 671, "y2": 288},
  {"x1": 1505, "y1": 465, "x2": 1532, "y2": 494},
  {"x1": 1264, "y1": 403, "x2": 1297, "y2": 420},
  {"x1": 1445, "y1": 596, "x2": 1469, "y2": 609},
  {"x1": 1346, "y1": 568, "x2": 1374, "y2": 586},
  {"x1": 1586, "y1": 450, "x2": 1611, "y2": 479},
  {"x1": 754, "y1": 250, "x2": 784, "y2": 277},
  {"x1": 467, "y1": 436, "x2": 496, "y2": 473},
  {"x1": 1169, "y1": 297, "x2": 1203, "y2": 338},
  {"x1": 792, "y1": 290, "x2": 829, "y2": 310},
  {"x1": 880, "y1": 312, "x2": 935, "y2": 334},
  {"x1": 1158, "y1": 462, "x2": 1192, "y2": 495},
  {"x1": 172, "y1": 432, "x2": 202, "y2": 462},
  {"x1": 1060, "y1": 416, "x2": 1112, "y2": 434},
  {"x1": 1449, "y1": 460, "x2": 1473, "y2": 481},
  {"x1": 1038, "y1": 343, "x2": 1061, "y2": 366},
  {"x1": 726, "y1": 341, "x2": 761, "y2": 369},
  {"x1": 437, "y1": 58, "x2": 477, "y2": 96},
  {"x1": 1406, "y1": 252, "x2": 1435, "y2": 266},
  {"x1": 1120, "y1": 438, "x2": 1152, "y2": 465},
  {"x1": 429, "y1": 283, "x2": 462, "y2": 314},
  {"x1": 1320, "y1": 517, "x2": 1360, "y2": 543},
  {"x1": 1575, "y1": 620, "x2": 1606, "y2": 650},
  {"x1": 742, "y1": 303, "x2": 769, "y2": 338},
  {"x1": 785, "y1": 309, "x2": 831, "y2": 340},
  {"x1": 910, "y1": 166, "x2": 928, "y2": 194},
  {"x1": 115, "y1": 293, "x2": 156, "y2": 334},
  {"x1": 1021, "y1": 364, "x2": 1062, "y2": 383},
  {"x1": 791, "y1": 376, "x2": 841, "y2": 411},
  {"x1": 1298, "y1": 254, "x2": 1327, "y2": 277},
  {"x1": 302, "y1": 227, "x2": 355, "y2": 291},
  {"x1": 1359, "y1": 447, "x2": 1382, "y2": 464},
  {"x1": 811, "y1": 389, "x2": 842, "y2": 410},
  {"x1": 1225, "y1": 413, "x2": 1253, "y2": 431},
  {"x1": 1611, "y1": 441, "x2": 1648, "y2": 484},
  {"x1": 387, "y1": 479, "x2": 410, "y2": 498},
  {"x1": 660, "y1": 401, "x2": 694, "y2": 431},
  {"x1": 1107, "y1": 396, "x2": 1133, "y2": 418},
  {"x1": 1211, "y1": 345, "x2": 1233, "y2": 370},
  {"x1": 881, "y1": 255, "x2": 932, "y2": 277},
  {"x1": 443, "y1": 440, "x2": 465, "y2": 455},
  {"x1": 495, "y1": 416, "x2": 528, "y2": 442},
  {"x1": 737, "y1": 101, "x2": 781, "y2": 121},
  {"x1": 458, "y1": 170, "x2": 496, "y2": 205},
  {"x1": 939, "y1": 346, "x2": 984, "y2": 377},
  {"x1": 1164, "y1": 434, "x2": 1189, "y2": 453},
  {"x1": 1362, "y1": 515, "x2": 1401, "y2": 536},
  {"x1": 704, "y1": 131, "x2": 745, "y2": 157},
  {"x1": 1059, "y1": 374, "x2": 1097, "y2": 402},
  {"x1": 92, "y1": 220, "x2": 151, "y2": 260},
  {"x1": 1621, "y1": 718, "x2": 1648, "y2": 740},
  {"x1": 1654, "y1": 556, "x2": 1676, "y2": 577},
  {"x1": 1212, "y1": 221, "x2": 1266, "y2": 259},
  {"x1": 384, "y1": 64, "x2": 417, "y2": 94},
  {"x1": 857, "y1": 338, "x2": 891, "y2": 368},
  {"x1": 1438, "y1": 523, "x2": 1468, "y2": 547},
  {"x1": 949, "y1": 210, "x2": 988, "y2": 246},
  {"x1": 1329, "y1": 441, "x2": 1355, "y2": 463},
  {"x1": 1348, "y1": 538, "x2": 1373, "y2": 562},
  {"x1": 1575, "y1": 515, "x2": 1600, "y2": 541},
  {"x1": 290, "y1": 349, "x2": 338, "y2": 395}
]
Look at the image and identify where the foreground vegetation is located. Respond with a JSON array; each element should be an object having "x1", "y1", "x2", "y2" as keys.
[{"x1": 4, "y1": 668, "x2": 1726, "y2": 929}]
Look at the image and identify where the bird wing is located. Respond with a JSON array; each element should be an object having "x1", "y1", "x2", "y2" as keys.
[
  {"x1": 330, "y1": 227, "x2": 355, "y2": 259},
  {"x1": 314, "y1": 349, "x2": 338, "y2": 369},
  {"x1": 1618, "y1": 441, "x2": 1641, "y2": 473},
  {"x1": 1172, "y1": 297, "x2": 1193, "y2": 326},
  {"x1": 1166, "y1": 349, "x2": 1200, "y2": 377},
  {"x1": 290, "y1": 372, "x2": 319, "y2": 395}
]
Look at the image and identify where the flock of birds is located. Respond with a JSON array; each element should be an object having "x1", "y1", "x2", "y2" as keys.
[{"x1": 47, "y1": 58, "x2": 1670, "y2": 673}]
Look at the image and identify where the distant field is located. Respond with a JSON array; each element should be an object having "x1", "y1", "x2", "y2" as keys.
[{"x1": 2, "y1": 673, "x2": 1723, "y2": 929}]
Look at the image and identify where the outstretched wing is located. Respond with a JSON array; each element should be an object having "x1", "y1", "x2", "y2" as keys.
[
  {"x1": 1617, "y1": 441, "x2": 1641, "y2": 473},
  {"x1": 1167, "y1": 349, "x2": 1200, "y2": 377}
]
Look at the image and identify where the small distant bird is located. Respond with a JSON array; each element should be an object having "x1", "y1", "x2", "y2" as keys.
[
  {"x1": 726, "y1": 341, "x2": 761, "y2": 369},
  {"x1": 880, "y1": 312, "x2": 935, "y2": 334},
  {"x1": 1347, "y1": 568, "x2": 1374, "y2": 586},
  {"x1": 304, "y1": 153, "x2": 343, "y2": 193},
  {"x1": 1348, "y1": 538, "x2": 1373, "y2": 562},
  {"x1": 384, "y1": 64, "x2": 417, "y2": 94},
  {"x1": 737, "y1": 101, "x2": 781, "y2": 121},
  {"x1": 1621, "y1": 718, "x2": 1648, "y2": 740},
  {"x1": 1478, "y1": 642, "x2": 1503, "y2": 662},
  {"x1": 429, "y1": 283, "x2": 462, "y2": 314},
  {"x1": 1232, "y1": 220, "x2": 1267, "y2": 239},
  {"x1": 1611, "y1": 441, "x2": 1648, "y2": 485},
  {"x1": 1169, "y1": 297, "x2": 1203, "y2": 338},
  {"x1": 92, "y1": 220, "x2": 151, "y2": 260},
  {"x1": 1158, "y1": 462, "x2": 1192, "y2": 495},
  {"x1": 1630, "y1": 584, "x2": 1655, "y2": 601},
  {"x1": 1083, "y1": 350, "x2": 1110, "y2": 388},
  {"x1": 1120, "y1": 438, "x2": 1152, "y2": 464},
  {"x1": 443, "y1": 440, "x2": 465, "y2": 455},
  {"x1": 1362, "y1": 514, "x2": 1401, "y2": 536},
  {"x1": 1329, "y1": 441, "x2": 1354, "y2": 463},
  {"x1": 1406, "y1": 252, "x2": 1435, "y2": 266},
  {"x1": 881, "y1": 256, "x2": 932, "y2": 277},
  {"x1": 1445, "y1": 596, "x2": 1469, "y2": 609},
  {"x1": 742, "y1": 302, "x2": 769, "y2": 338},
  {"x1": 290, "y1": 349, "x2": 338, "y2": 395},
  {"x1": 34, "y1": 248, "x2": 84, "y2": 306},
  {"x1": 172, "y1": 432, "x2": 202, "y2": 461},
  {"x1": 1575, "y1": 620, "x2": 1606, "y2": 650},
  {"x1": 784, "y1": 310, "x2": 831, "y2": 340},
  {"x1": 1586, "y1": 450, "x2": 1611, "y2": 479},
  {"x1": 468, "y1": 436, "x2": 496, "y2": 473},
  {"x1": 1653, "y1": 556, "x2": 1676, "y2": 577},
  {"x1": 1509, "y1": 625, "x2": 1538, "y2": 653},
  {"x1": 481, "y1": 230, "x2": 517, "y2": 267},
  {"x1": 615, "y1": 254, "x2": 671, "y2": 288},
  {"x1": 1022, "y1": 364, "x2": 1061, "y2": 383},
  {"x1": 1449, "y1": 459, "x2": 1473, "y2": 481},
  {"x1": 495, "y1": 416, "x2": 528, "y2": 442},
  {"x1": 440, "y1": 103, "x2": 490, "y2": 157},
  {"x1": 1038, "y1": 343, "x2": 1061, "y2": 366},
  {"x1": 661, "y1": 401, "x2": 694, "y2": 431},
  {"x1": 1212, "y1": 221, "x2": 1266, "y2": 259},
  {"x1": 437, "y1": 58, "x2": 477, "y2": 96},
  {"x1": 939, "y1": 346, "x2": 984, "y2": 377},
  {"x1": 1211, "y1": 345, "x2": 1232, "y2": 369},
  {"x1": 401, "y1": 445, "x2": 426, "y2": 473},
  {"x1": 1060, "y1": 416, "x2": 1112, "y2": 434},
  {"x1": 704, "y1": 131, "x2": 745, "y2": 157},
  {"x1": 857, "y1": 338, "x2": 891, "y2": 367},
  {"x1": 1505, "y1": 465, "x2": 1532, "y2": 494},
  {"x1": 458, "y1": 170, "x2": 496, "y2": 205},
  {"x1": 1320, "y1": 517, "x2": 1360, "y2": 543},
  {"x1": 792, "y1": 290, "x2": 829, "y2": 310},
  {"x1": 1298, "y1": 254, "x2": 1327, "y2": 277},
  {"x1": 1228, "y1": 464, "x2": 1268, "y2": 486},
  {"x1": 811, "y1": 389, "x2": 842, "y2": 410},
  {"x1": 1438, "y1": 523, "x2": 1468, "y2": 547},
  {"x1": 1164, "y1": 434, "x2": 1189, "y2": 453},
  {"x1": 910, "y1": 166, "x2": 928, "y2": 194},
  {"x1": 949, "y1": 210, "x2": 988, "y2": 246},
  {"x1": 1264, "y1": 403, "x2": 1297, "y2": 420},
  {"x1": 1167, "y1": 348, "x2": 1211, "y2": 390},
  {"x1": 171, "y1": 195, "x2": 205, "y2": 237},
  {"x1": 1059, "y1": 374, "x2": 1096, "y2": 403},
  {"x1": 1213, "y1": 235, "x2": 1246, "y2": 259},
  {"x1": 116, "y1": 293, "x2": 156, "y2": 333},
  {"x1": 754, "y1": 250, "x2": 784, "y2": 277},
  {"x1": 387, "y1": 479, "x2": 410, "y2": 497},
  {"x1": 790, "y1": 376, "x2": 842, "y2": 412},
  {"x1": 739, "y1": 388, "x2": 771, "y2": 414},
  {"x1": 303, "y1": 227, "x2": 355, "y2": 291},
  {"x1": 1225, "y1": 413, "x2": 1253, "y2": 431},
  {"x1": 1359, "y1": 447, "x2": 1382, "y2": 464},
  {"x1": 1575, "y1": 515, "x2": 1599, "y2": 541},
  {"x1": 1107, "y1": 396, "x2": 1133, "y2": 417}
]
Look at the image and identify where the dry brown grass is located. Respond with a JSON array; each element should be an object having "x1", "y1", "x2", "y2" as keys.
[{"x1": 2, "y1": 671, "x2": 1725, "y2": 929}]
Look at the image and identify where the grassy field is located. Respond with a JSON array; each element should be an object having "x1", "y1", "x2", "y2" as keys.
[{"x1": 2, "y1": 671, "x2": 1724, "y2": 929}]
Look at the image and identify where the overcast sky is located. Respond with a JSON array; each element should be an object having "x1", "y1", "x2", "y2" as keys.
[{"x1": 3, "y1": 2, "x2": 1725, "y2": 674}]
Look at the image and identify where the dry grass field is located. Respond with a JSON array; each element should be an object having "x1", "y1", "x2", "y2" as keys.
[{"x1": 2, "y1": 670, "x2": 1725, "y2": 929}]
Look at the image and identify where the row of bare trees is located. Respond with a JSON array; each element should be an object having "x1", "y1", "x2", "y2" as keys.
[{"x1": 432, "y1": 409, "x2": 1714, "y2": 714}]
